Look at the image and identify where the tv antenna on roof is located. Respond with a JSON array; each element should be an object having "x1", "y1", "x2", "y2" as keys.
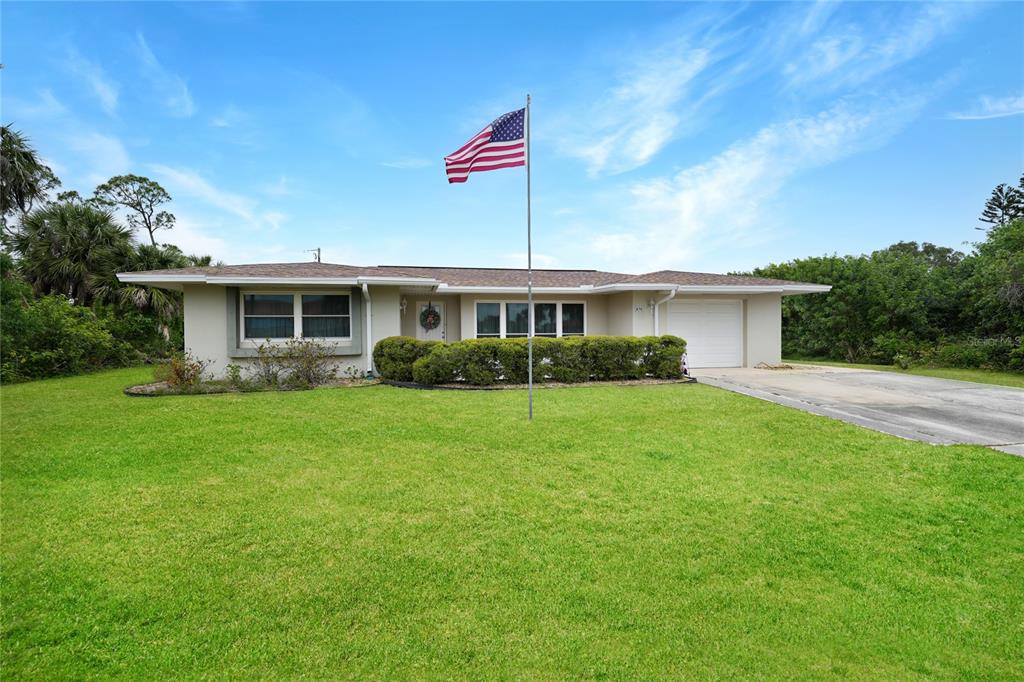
[{"x1": 306, "y1": 248, "x2": 321, "y2": 263}]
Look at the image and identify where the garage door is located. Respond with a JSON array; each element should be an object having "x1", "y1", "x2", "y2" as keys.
[{"x1": 665, "y1": 300, "x2": 743, "y2": 368}]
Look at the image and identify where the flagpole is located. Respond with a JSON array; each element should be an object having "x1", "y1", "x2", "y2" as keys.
[{"x1": 526, "y1": 93, "x2": 533, "y2": 421}]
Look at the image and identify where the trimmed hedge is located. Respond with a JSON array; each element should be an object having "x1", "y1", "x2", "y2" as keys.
[
  {"x1": 373, "y1": 335, "x2": 687, "y2": 386},
  {"x1": 373, "y1": 336, "x2": 442, "y2": 381}
]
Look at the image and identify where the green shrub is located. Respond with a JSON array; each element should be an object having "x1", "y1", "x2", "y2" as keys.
[
  {"x1": 280, "y1": 338, "x2": 336, "y2": 388},
  {"x1": 927, "y1": 338, "x2": 1017, "y2": 370},
  {"x1": 249, "y1": 338, "x2": 336, "y2": 388},
  {"x1": 373, "y1": 336, "x2": 441, "y2": 381},
  {"x1": 1, "y1": 294, "x2": 136, "y2": 383},
  {"x1": 154, "y1": 351, "x2": 210, "y2": 387},
  {"x1": 412, "y1": 344, "x2": 456, "y2": 385},
  {"x1": 408, "y1": 334, "x2": 687, "y2": 386},
  {"x1": 870, "y1": 331, "x2": 925, "y2": 365},
  {"x1": 1008, "y1": 342, "x2": 1024, "y2": 371}
]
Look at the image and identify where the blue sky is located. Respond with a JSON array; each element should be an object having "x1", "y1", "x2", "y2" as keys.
[{"x1": 3, "y1": 1, "x2": 1023, "y2": 273}]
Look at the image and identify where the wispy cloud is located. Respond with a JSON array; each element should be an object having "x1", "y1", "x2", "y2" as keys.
[
  {"x1": 4, "y1": 89, "x2": 67, "y2": 119},
  {"x1": 64, "y1": 48, "x2": 119, "y2": 115},
  {"x1": 148, "y1": 164, "x2": 287, "y2": 232},
  {"x1": 783, "y1": 3, "x2": 973, "y2": 89},
  {"x1": 211, "y1": 105, "x2": 245, "y2": 128},
  {"x1": 557, "y1": 33, "x2": 721, "y2": 176},
  {"x1": 261, "y1": 176, "x2": 295, "y2": 198},
  {"x1": 380, "y1": 157, "x2": 433, "y2": 169},
  {"x1": 585, "y1": 95, "x2": 929, "y2": 271},
  {"x1": 67, "y1": 132, "x2": 132, "y2": 187},
  {"x1": 136, "y1": 32, "x2": 195, "y2": 117},
  {"x1": 949, "y1": 94, "x2": 1024, "y2": 121}
]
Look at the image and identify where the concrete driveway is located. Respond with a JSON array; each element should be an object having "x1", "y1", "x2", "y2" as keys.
[{"x1": 694, "y1": 365, "x2": 1024, "y2": 456}]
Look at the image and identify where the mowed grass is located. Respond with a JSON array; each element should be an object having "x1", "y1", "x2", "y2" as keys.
[
  {"x1": 2, "y1": 369, "x2": 1022, "y2": 679},
  {"x1": 785, "y1": 358, "x2": 1024, "y2": 389}
]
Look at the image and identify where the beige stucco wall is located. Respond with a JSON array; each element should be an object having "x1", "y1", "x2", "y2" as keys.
[
  {"x1": 399, "y1": 294, "x2": 461, "y2": 341},
  {"x1": 743, "y1": 293, "x2": 782, "y2": 366},
  {"x1": 183, "y1": 283, "x2": 230, "y2": 375},
  {"x1": 182, "y1": 283, "x2": 403, "y2": 378},
  {"x1": 606, "y1": 293, "x2": 634, "y2": 336}
]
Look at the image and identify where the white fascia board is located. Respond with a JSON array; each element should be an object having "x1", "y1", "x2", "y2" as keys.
[
  {"x1": 592, "y1": 283, "x2": 790, "y2": 294},
  {"x1": 780, "y1": 284, "x2": 832, "y2": 294},
  {"x1": 206, "y1": 276, "x2": 360, "y2": 286},
  {"x1": 117, "y1": 273, "x2": 205, "y2": 283},
  {"x1": 436, "y1": 285, "x2": 595, "y2": 295},
  {"x1": 356, "y1": 276, "x2": 442, "y2": 286}
]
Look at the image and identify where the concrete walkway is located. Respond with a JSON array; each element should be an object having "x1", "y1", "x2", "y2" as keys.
[{"x1": 694, "y1": 364, "x2": 1024, "y2": 456}]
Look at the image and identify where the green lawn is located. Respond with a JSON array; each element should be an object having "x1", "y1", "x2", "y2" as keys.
[
  {"x1": 2, "y1": 368, "x2": 1022, "y2": 679},
  {"x1": 785, "y1": 358, "x2": 1024, "y2": 389}
]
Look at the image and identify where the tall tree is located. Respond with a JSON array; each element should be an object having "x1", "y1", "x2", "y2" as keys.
[
  {"x1": 91, "y1": 243, "x2": 181, "y2": 328},
  {"x1": 6, "y1": 202, "x2": 132, "y2": 304},
  {"x1": 1, "y1": 125, "x2": 60, "y2": 229},
  {"x1": 979, "y1": 182, "x2": 1023, "y2": 229},
  {"x1": 92, "y1": 174, "x2": 175, "y2": 245}
]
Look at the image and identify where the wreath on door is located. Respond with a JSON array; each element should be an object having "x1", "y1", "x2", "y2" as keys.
[{"x1": 419, "y1": 305, "x2": 441, "y2": 331}]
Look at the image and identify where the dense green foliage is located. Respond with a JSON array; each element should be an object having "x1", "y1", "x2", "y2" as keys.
[
  {"x1": 0, "y1": 126, "x2": 214, "y2": 383},
  {"x1": 750, "y1": 218, "x2": 1024, "y2": 369},
  {"x1": 376, "y1": 335, "x2": 687, "y2": 385},
  {"x1": 1, "y1": 125, "x2": 59, "y2": 225},
  {"x1": 373, "y1": 336, "x2": 442, "y2": 381},
  {"x1": 0, "y1": 258, "x2": 137, "y2": 382},
  {"x1": 2, "y1": 369, "x2": 1021, "y2": 678}
]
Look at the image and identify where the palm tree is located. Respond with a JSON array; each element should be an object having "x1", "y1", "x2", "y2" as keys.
[
  {"x1": 1, "y1": 125, "x2": 59, "y2": 228},
  {"x1": 91, "y1": 243, "x2": 190, "y2": 325},
  {"x1": 7, "y1": 202, "x2": 132, "y2": 304}
]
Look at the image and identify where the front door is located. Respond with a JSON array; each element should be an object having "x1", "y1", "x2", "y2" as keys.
[{"x1": 416, "y1": 302, "x2": 446, "y2": 341}]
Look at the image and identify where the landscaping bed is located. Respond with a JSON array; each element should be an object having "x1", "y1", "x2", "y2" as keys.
[
  {"x1": 381, "y1": 377, "x2": 695, "y2": 390},
  {"x1": 125, "y1": 377, "x2": 379, "y2": 397}
]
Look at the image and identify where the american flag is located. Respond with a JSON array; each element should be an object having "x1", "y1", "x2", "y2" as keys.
[{"x1": 444, "y1": 108, "x2": 526, "y2": 184}]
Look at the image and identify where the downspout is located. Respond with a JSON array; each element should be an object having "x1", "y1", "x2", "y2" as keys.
[
  {"x1": 652, "y1": 286, "x2": 679, "y2": 336},
  {"x1": 361, "y1": 283, "x2": 373, "y2": 376}
]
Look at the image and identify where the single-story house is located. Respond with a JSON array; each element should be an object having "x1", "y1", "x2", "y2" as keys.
[{"x1": 118, "y1": 262, "x2": 830, "y2": 377}]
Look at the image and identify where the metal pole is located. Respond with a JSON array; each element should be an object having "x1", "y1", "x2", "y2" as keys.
[{"x1": 526, "y1": 94, "x2": 533, "y2": 421}]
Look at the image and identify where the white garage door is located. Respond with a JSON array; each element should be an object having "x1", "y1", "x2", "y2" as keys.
[{"x1": 665, "y1": 300, "x2": 743, "y2": 368}]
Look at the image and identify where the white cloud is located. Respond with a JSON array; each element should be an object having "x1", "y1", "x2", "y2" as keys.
[
  {"x1": 167, "y1": 215, "x2": 231, "y2": 259},
  {"x1": 148, "y1": 164, "x2": 287, "y2": 232},
  {"x1": 380, "y1": 157, "x2": 433, "y2": 169},
  {"x1": 149, "y1": 164, "x2": 256, "y2": 222},
  {"x1": 559, "y1": 37, "x2": 716, "y2": 176},
  {"x1": 211, "y1": 105, "x2": 245, "y2": 128},
  {"x1": 67, "y1": 132, "x2": 132, "y2": 186},
  {"x1": 136, "y1": 32, "x2": 195, "y2": 117},
  {"x1": 949, "y1": 94, "x2": 1024, "y2": 121},
  {"x1": 783, "y1": 3, "x2": 973, "y2": 89},
  {"x1": 64, "y1": 48, "x2": 119, "y2": 115},
  {"x1": 5, "y1": 89, "x2": 68, "y2": 119},
  {"x1": 261, "y1": 176, "x2": 295, "y2": 198},
  {"x1": 586, "y1": 96, "x2": 927, "y2": 272}
]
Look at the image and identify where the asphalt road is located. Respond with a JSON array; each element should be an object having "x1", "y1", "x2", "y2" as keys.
[{"x1": 695, "y1": 365, "x2": 1024, "y2": 457}]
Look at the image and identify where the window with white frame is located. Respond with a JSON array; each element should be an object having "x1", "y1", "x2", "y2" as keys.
[
  {"x1": 242, "y1": 292, "x2": 352, "y2": 341},
  {"x1": 474, "y1": 301, "x2": 586, "y2": 339}
]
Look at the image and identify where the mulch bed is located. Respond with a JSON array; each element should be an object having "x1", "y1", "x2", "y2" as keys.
[
  {"x1": 124, "y1": 378, "x2": 381, "y2": 397},
  {"x1": 381, "y1": 377, "x2": 698, "y2": 391}
]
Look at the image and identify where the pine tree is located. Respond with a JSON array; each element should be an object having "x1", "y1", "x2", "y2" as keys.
[{"x1": 979, "y1": 182, "x2": 1023, "y2": 229}]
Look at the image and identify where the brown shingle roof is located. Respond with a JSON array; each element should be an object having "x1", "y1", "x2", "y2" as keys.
[
  {"x1": 619, "y1": 269, "x2": 816, "y2": 287},
  {"x1": 121, "y1": 261, "x2": 822, "y2": 288}
]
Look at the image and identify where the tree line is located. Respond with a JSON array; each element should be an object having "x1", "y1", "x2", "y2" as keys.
[
  {"x1": 745, "y1": 175, "x2": 1024, "y2": 371},
  {"x1": 1, "y1": 124, "x2": 217, "y2": 382}
]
